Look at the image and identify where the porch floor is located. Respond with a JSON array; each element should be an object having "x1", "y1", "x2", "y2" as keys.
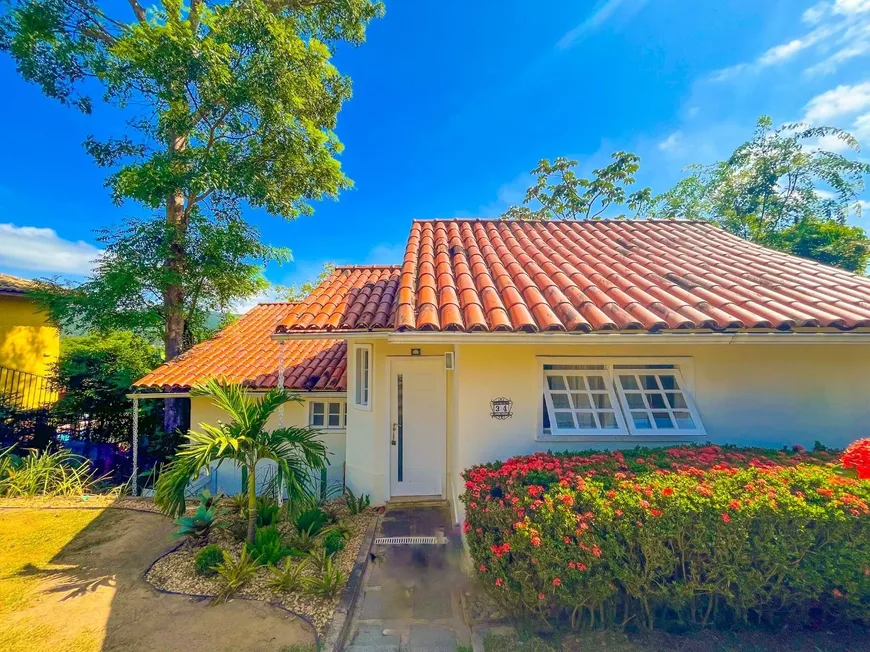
[{"x1": 345, "y1": 503, "x2": 471, "y2": 651}]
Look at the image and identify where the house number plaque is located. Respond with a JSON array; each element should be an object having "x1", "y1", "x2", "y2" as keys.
[{"x1": 490, "y1": 397, "x2": 513, "y2": 420}]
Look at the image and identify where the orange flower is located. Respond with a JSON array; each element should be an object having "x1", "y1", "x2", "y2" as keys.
[{"x1": 662, "y1": 487, "x2": 674, "y2": 496}]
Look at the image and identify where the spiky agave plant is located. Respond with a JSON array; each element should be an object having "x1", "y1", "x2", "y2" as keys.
[{"x1": 154, "y1": 379, "x2": 328, "y2": 544}]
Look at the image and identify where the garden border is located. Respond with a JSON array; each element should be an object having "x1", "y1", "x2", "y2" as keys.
[{"x1": 321, "y1": 510, "x2": 380, "y2": 652}]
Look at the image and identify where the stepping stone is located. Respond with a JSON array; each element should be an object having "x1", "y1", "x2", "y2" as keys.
[{"x1": 407, "y1": 624, "x2": 458, "y2": 651}]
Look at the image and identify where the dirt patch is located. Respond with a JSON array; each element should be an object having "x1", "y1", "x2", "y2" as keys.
[
  {"x1": 147, "y1": 508, "x2": 373, "y2": 633},
  {"x1": 0, "y1": 508, "x2": 315, "y2": 652}
]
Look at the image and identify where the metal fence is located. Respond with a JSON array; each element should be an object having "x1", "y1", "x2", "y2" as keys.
[{"x1": 0, "y1": 365, "x2": 55, "y2": 409}]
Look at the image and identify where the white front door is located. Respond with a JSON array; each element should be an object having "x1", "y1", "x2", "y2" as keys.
[{"x1": 389, "y1": 357, "x2": 446, "y2": 497}]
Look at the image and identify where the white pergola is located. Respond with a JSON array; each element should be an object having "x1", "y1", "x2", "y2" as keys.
[{"x1": 126, "y1": 340, "x2": 287, "y2": 496}]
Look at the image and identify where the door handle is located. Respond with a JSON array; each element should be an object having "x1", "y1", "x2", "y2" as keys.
[{"x1": 391, "y1": 422, "x2": 397, "y2": 445}]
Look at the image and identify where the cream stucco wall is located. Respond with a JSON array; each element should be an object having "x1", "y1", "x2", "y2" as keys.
[
  {"x1": 447, "y1": 340, "x2": 870, "y2": 521},
  {"x1": 189, "y1": 394, "x2": 347, "y2": 496}
]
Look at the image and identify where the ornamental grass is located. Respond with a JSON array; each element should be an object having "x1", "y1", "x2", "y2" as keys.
[{"x1": 461, "y1": 444, "x2": 870, "y2": 631}]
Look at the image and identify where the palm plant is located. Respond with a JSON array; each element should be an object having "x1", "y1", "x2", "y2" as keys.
[{"x1": 154, "y1": 379, "x2": 328, "y2": 544}]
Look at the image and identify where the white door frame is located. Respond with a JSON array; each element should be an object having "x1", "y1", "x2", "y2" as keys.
[{"x1": 384, "y1": 355, "x2": 447, "y2": 500}]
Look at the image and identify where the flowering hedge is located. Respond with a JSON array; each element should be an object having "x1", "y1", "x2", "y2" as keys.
[{"x1": 461, "y1": 444, "x2": 870, "y2": 630}]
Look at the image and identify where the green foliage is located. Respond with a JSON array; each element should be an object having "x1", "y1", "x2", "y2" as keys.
[
  {"x1": 0, "y1": 446, "x2": 105, "y2": 496},
  {"x1": 276, "y1": 262, "x2": 336, "y2": 302},
  {"x1": 344, "y1": 489, "x2": 370, "y2": 515},
  {"x1": 294, "y1": 508, "x2": 329, "y2": 537},
  {"x1": 768, "y1": 217, "x2": 870, "y2": 272},
  {"x1": 286, "y1": 526, "x2": 318, "y2": 556},
  {"x1": 246, "y1": 526, "x2": 290, "y2": 566},
  {"x1": 154, "y1": 380, "x2": 328, "y2": 546},
  {"x1": 0, "y1": 0, "x2": 383, "y2": 368},
  {"x1": 268, "y1": 558, "x2": 308, "y2": 592},
  {"x1": 194, "y1": 544, "x2": 224, "y2": 576},
  {"x1": 323, "y1": 530, "x2": 346, "y2": 556},
  {"x1": 256, "y1": 497, "x2": 281, "y2": 528},
  {"x1": 172, "y1": 490, "x2": 226, "y2": 540},
  {"x1": 463, "y1": 445, "x2": 870, "y2": 630},
  {"x1": 32, "y1": 217, "x2": 284, "y2": 347},
  {"x1": 302, "y1": 556, "x2": 347, "y2": 598},
  {"x1": 50, "y1": 331, "x2": 162, "y2": 443},
  {"x1": 502, "y1": 154, "x2": 652, "y2": 221},
  {"x1": 649, "y1": 116, "x2": 870, "y2": 271},
  {"x1": 213, "y1": 547, "x2": 261, "y2": 603}
]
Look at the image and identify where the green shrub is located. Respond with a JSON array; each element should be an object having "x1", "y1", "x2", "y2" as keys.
[
  {"x1": 195, "y1": 544, "x2": 223, "y2": 576},
  {"x1": 0, "y1": 446, "x2": 106, "y2": 497},
  {"x1": 268, "y1": 558, "x2": 308, "y2": 592},
  {"x1": 323, "y1": 530, "x2": 346, "y2": 556},
  {"x1": 345, "y1": 489, "x2": 371, "y2": 515},
  {"x1": 462, "y1": 445, "x2": 870, "y2": 630},
  {"x1": 246, "y1": 526, "x2": 290, "y2": 566},
  {"x1": 173, "y1": 490, "x2": 226, "y2": 540},
  {"x1": 294, "y1": 507, "x2": 329, "y2": 536},
  {"x1": 305, "y1": 547, "x2": 335, "y2": 573},
  {"x1": 302, "y1": 556, "x2": 347, "y2": 598},
  {"x1": 287, "y1": 526, "x2": 318, "y2": 556},
  {"x1": 256, "y1": 496, "x2": 280, "y2": 527},
  {"x1": 213, "y1": 547, "x2": 261, "y2": 603}
]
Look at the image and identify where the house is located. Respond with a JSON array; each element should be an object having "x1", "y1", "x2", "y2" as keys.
[
  {"x1": 0, "y1": 273, "x2": 59, "y2": 408},
  {"x1": 132, "y1": 219, "x2": 870, "y2": 522}
]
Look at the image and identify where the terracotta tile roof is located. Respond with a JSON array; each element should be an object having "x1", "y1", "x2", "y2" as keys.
[
  {"x1": 280, "y1": 219, "x2": 870, "y2": 334},
  {"x1": 134, "y1": 303, "x2": 346, "y2": 392},
  {"x1": 0, "y1": 273, "x2": 36, "y2": 295},
  {"x1": 276, "y1": 265, "x2": 401, "y2": 333}
]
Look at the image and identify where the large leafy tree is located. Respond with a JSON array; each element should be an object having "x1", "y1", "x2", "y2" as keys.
[
  {"x1": 502, "y1": 153, "x2": 653, "y2": 221},
  {"x1": 52, "y1": 330, "x2": 162, "y2": 443},
  {"x1": 154, "y1": 379, "x2": 328, "y2": 544},
  {"x1": 1, "y1": 0, "x2": 383, "y2": 430},
  {"x1": 649, "y1": 116, "x2": 870, "y2": 271}
]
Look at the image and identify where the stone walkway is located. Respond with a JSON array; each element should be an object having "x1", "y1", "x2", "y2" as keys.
[{"x1": 345, "y1": 502, "x2": 472, "y2": 651}]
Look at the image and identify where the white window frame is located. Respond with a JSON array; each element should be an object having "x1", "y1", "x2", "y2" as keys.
[
  {"x1": 542, "y1": 365, "x2": 630, "y2": 436},
  {"x1": 538, "y1": 357, "x2": 705, "y2": 441},
  {"x1": 352, "y1": 343, "x2": 372, "y2": 410},
  {"x1": 309, "y1": 400, "x2": 347, "y2": 430}
]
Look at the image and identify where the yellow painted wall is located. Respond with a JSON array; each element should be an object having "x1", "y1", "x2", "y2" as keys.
[
  {"x1": 0, "y1": 294, "x2": 59, "y2": 407},
  {"x1": 189, "y1": 394, "x2": 347, "y2": 496},
  {"x1": 448, "y1": 340, "x2": 870, "y2": 520}
]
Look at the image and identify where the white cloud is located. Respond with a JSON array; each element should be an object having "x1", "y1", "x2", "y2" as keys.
[
  {"x1": 813, "y1": 132, "x2": 856, "y2": 152},
  {"x1": 815, "y1": 189, "x2": 836, "y2": 199},
  {"x1": 711, "y1": 1, "x2": 870, "y2": 82},
  {"x1": 852, "y1": 112, "x2": 870, "y2": 141},
  {"x1": 0, "y1": 223, "x2": 101, "y2": 276},
  {"x1": 657, "y1": 131, "x2": 683, "y2": 152},
  {"x1": 803, "y1": 82, "x2": 870, "y2": 122},
  {"x1": 854, "y1": 199, "x2": 870, "y2": 210},
  {"x1": 557, "y1": 0, "x2": 648, "y2": 49}
]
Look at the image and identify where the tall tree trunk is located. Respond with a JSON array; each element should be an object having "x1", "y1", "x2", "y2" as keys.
[
  {"x1": 247, "y1": 460, "x2": 257, "y2": 544},
  {"x1": 163, "y1": 131, "x2": 189, "y2": 435}
]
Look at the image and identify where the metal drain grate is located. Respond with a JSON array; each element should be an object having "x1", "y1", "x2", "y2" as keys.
[{"x1": 373, "y1": 536, "x2": 441, "y2": 545}]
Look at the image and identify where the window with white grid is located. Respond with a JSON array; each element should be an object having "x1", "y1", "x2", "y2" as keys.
[
  {"x1": 541, "y1": 361, "x2": 705, "y2": 437},
  {"x1": 542, "y1": 365, "x2": 628, "y2": 435},
  {"x1": 614, "y1": 369, "x2": 704, "y2": 435}
]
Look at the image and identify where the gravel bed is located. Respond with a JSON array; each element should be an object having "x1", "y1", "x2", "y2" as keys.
[{"x1": 146, "y1": 504, "x2": 373, "y2": 634}]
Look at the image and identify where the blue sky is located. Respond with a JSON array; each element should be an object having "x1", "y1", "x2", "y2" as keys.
[{"x1": 2, "y1": 0, "x2": 870, "y2": 309}]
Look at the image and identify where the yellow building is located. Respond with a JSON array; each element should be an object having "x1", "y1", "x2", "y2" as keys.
[{"x1": 0, "y1": 274, "x2": 59, "y2": 408}]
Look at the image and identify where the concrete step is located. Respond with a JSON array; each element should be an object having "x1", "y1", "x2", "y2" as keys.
[{"x1": 348, "y1": 625, "x2": 401, "y2": 649}]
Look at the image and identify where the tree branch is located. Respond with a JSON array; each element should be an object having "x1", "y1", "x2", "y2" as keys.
[{"x1": 127, "y1": 0, "x2": 147, "y2": 23}]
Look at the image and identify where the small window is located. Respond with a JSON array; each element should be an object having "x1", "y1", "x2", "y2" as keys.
[
  {"x1": 354, "y1": 344, "x2": 372, "y2": 409},
  {"x1": 309, "y1": 401, "x2": 346, "y2": 429},
  {"x1": 614, "y1": 369, "x2": 704, "y2": 435}
]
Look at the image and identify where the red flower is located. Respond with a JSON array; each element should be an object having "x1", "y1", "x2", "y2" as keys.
[
  {"x1": 531, "y1": 535, "x2": 542, "y2": 547},
  {"x1": 569, "y1": 561, "x2": 575, "y2": 569},
  {"x1": 495, "y1": 578, "x2": 503, "y2": 587},
  {"x1": 553, "y1": 577, "x2": 561, "y2": 586},
  {"x1": 817, "y1": 487, "x2": 834, "y2": 497},
  {"x1": 462, "y1": 521, "x2": 471, "y2": 534},
  {"x1": 842, "y1": 439, "x2": 870, "y2": 479},
  {"x1": 649, "y1": 509, "x2": 663, "y2": 517},
  {"x1": 479, "y1": 564, "x2": 487, "y2": 573},
  {"x1": 592, "y1": 545, "x2": 601, "y2": 558},
  {"x1": 728, "y1": 499, "x2": 740, "y2": 511},
  {"x1": 721, "y1": 513, "x2": 731, "y2": 523},
  {"x1": 559, "y1": 493, "x2": 575, "y2": 507},
  {"x1": 662, "y1": 487, "x2": 674, "y2": 496},
  {"x1": 576, "y1": 562, "x2": 587, "y2": 571}
]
